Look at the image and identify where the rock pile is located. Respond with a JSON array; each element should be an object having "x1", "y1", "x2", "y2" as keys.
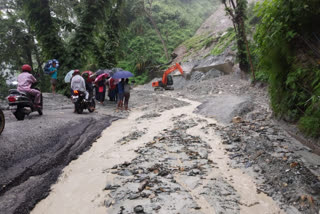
[
  {"x1": 103, "y1": 118, "x2": 240, "y2": 214},
  {"x1": 219, "y1": 118, "x2": 320, "y2": 213}
]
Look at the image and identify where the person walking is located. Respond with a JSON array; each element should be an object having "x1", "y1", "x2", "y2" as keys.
[
  {"x1": 116, "y1": 79, "x2": 125, "y2": 111},
  {"x1": 108, "y1": 78, "x2": 117, "y2": 101},
  {"x1": 49, "y1": 61, "x2": 58, "y2": 94},
  {"x1": 95, "y1": 76, "x2": 106, "y2": 104},
  {"x1": 124, "y1": 78, "x2": 132, "y2": 111}
]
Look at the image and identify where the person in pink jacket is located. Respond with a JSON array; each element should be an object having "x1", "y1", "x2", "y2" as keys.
[{"x1": 17, "y1": 64, "x2": 41, "y2": 107}]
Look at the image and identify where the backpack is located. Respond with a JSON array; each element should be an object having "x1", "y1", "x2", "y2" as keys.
[
  {"x1": 44, "y1": 61, "x2": 52, "y2": 74},
  {"x1": 44, "y1": 59, "x2": 59, "y2": 74}
]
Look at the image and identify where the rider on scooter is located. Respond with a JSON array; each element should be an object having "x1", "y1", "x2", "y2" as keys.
[
  {"x1": 17, "y1": 64, "x2": 41, "y2": 108},
  {"x1": 71, "y1": 70, "x2": 89, "y2": 100}
]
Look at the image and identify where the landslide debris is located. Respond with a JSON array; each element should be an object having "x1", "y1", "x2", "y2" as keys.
[{"x1": 103, "y1": 118, "x2": 240, "y2": 214}]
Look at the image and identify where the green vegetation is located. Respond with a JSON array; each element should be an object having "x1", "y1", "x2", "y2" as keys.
[
  {"x1": 211, "y1": 29, "x2": 236, "y2": 55},
  {"x1": 0, "y1": 0, "x2": 217, "y2": 90},
  {"x1": 120, "y1": 0, "x2": 218, "y2": 80},
  {"x1": 254, "y1": 0, "x2": 320, "y2": 138},
  {"x1": 222, "y1": 0, "x2": 254, "y2": 75},
  {"x1": 183, "y1": 33, "x2": 215, "y2": 52}
]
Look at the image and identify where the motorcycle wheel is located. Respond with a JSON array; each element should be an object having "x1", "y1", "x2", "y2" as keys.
[
  {"x1": 38, "y1": 109, "x2": 43, "y2": 115},
  {"x1": 14, "y1": 108, "x2": 25, "y2": 121},
  {"x1": 0, "y1": 110, "x2": 4, "y2": 135},
  {"x1": 75, "y1": 103, "x2": 83, "y2": 114},
  {"x1": 88, "y1": 99, "x2": 95, "y2": 113}
]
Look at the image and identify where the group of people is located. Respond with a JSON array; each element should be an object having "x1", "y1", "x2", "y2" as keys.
[
  {"x1": 71, "y1": 70, "x2": 132, "y2": 111},
  {"x1": 16, "y1": 64, "x2": 132, "y2": 112}
]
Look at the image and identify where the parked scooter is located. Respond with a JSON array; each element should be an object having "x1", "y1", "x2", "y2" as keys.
[
  {"x1": 7, "y1": 84, "x2": 43, "y2": 120},
  {"x1": 71, "y1": 90, "x2": 95, "y2": 114},
  {"x1": 0, "y1": 109, "x2": 4, "y2": 135}
]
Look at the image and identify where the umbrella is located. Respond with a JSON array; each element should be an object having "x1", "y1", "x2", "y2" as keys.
[
  {"x1": 95, "y1": 73, "x2": 109, "y2": 83},
  {"x1": 82, "y1": 71, "x2": 94, "y2": 83},
  {"x1": 64, "y1": 70, "x2": 75, "y2": 83},
  {"x1": 91, "y1": 69, "x2": 113, "y2": 80},
  {"x1": 95, "y1": 69, "x2": 113, "y2": 76},
  {"x1": 111, "y1": 68, "x2": 134, "y2": 79},
  {"x1": 82, "y1": 70, "x2": 93, "y2": 76}
]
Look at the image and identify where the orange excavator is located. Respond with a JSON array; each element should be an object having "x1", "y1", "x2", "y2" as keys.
[{"x1": 152, "y1": 63, "x2": 184, "y2": 91}]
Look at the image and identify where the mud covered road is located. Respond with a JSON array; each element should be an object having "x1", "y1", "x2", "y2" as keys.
[
  {"x1": 0, "y1": 94, "x2": 116, "y2": 214},
  {"x1": 30, "y1": 74, "x2": 320, "y2": 214}
]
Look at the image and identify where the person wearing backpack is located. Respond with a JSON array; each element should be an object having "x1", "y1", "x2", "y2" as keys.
[
  {"x1": 49, "y1": 61, "x2": 58, "y2": 94},
  {"x1": 124, "y1": 78, "x2": 132, "y2": 111}
]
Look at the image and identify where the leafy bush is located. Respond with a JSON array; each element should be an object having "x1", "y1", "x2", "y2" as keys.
[
  {"x1": 0, "y1": 75, "x2": 8, "y2": 99},
  {"x1": 254, "y1": 0, "x2": 320, "y2": 138}
]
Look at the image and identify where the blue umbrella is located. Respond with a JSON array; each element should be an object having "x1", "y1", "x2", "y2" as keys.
[{"x1": 112, "y1": 68, "x2": 134, "y2": 79}]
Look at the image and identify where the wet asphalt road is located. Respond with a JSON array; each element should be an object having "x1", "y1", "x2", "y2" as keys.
[{"x1": 0, "y1": 94, "x2": 116, "y2": 214}]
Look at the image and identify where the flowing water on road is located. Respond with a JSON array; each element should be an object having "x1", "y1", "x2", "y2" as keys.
[{"x1": 32, "y1": 94, "x2": 283, "y2": 214}]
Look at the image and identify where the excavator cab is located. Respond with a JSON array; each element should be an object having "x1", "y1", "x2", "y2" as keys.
[
  {"x1": 167, "y1": 75, "x2": 173, "y2": 86},
  {"x1": 152, "y1": 63, "x2": 184, "y2": 91}
]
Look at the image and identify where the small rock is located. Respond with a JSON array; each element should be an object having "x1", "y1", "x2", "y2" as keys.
[
  {"x1": 138, "y1": 179, "x2": 149, "y2": 192},
  {"x1": 104, "y1": 183, "x2": 120, "y2": 190},
  {"x1": 188, "y1": 169, "x2": 201, "y2": 176},
  {"x1": 253, "y1": 166, "x2": 260, "y2": 173},
  {"x1": 232, "y1": 116, "x2": 242, "y2": 123},
  {"x1": 119, "y1": 169, "x2": 133, "y2": 176},
  {"x1": 199, "y1": 149, "x2": 208, "y2": 159},
  {"x1": 128, "y1": 193, "x2": 140, "y2": 200},
  {"x1": 152, "y1": 205, "x2": 161, "y2": 210},
  {"x1": 134, "y1": 205, "x2": 144, "y2": 213},
  {"x1": 104, "y1": 199, "x2": 113, "y2": 207}
]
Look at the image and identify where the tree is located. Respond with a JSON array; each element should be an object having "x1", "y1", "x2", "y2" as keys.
[
  {"x1": 222, "y1": 0, "x2": 255, "y2": 81},
  {"x1": 142, "y1": 0, "x2": 170, "y2": 61},
  {"x1": 23, "y1": 0, "x2": 66, "y2": 62}
]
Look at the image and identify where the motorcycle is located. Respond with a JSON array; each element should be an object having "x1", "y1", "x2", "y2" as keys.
[
  {"x1": 7, "y1": 85, "x2": 43, "y2": 121},
  {"x1": 0, "y1": 109, "x2": 4, "y2": 135},
  {"x1": 71, "y1": 90, "x2": 95, "y2": 114}
]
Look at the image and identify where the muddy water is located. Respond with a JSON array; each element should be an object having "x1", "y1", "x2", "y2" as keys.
[{"x1": 32, "y1": 95, "x2": 284, "y2": 214}]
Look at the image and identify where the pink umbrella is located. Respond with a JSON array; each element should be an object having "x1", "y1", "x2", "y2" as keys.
[{"x1": 95, "y1": 73, "x2": 109, "y2": 83}]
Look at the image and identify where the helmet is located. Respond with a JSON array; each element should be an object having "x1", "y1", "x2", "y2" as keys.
[
  {"x1": 22, "y1": 64, "x2": 32, "y2": 72},
  {"x1": 73, "y1": 69, "x2": 80, "y2": 75}
]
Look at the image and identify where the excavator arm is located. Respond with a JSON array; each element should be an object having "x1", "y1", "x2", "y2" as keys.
[
  {"x1": 161, "y1": 63, "x2": 184, "y2": 86},
  {"x1": 152, "y1": 63, "x2": 184, "y2": 88}
]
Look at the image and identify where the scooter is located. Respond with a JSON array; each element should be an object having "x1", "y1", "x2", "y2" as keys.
[
  {"x1": 71, "y1": 90, "x2": 95, "y2": 114},
  {"x1": 7, "y1": 85, "x2": 43, "y2": 120},
  {"x1": 0, "y1": 109, "x2": 4, "y2": 135}
]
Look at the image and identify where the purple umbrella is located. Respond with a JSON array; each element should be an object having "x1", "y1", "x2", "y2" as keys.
[{"x1": 112, "y1": 68, "x2": 134, "y2": 79}]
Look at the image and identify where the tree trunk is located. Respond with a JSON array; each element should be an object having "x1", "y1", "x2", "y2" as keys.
[
  {"x1": 24, "y1": 0, "x2": 65, "y2": 62},
  {"x1": 145, "y1": 10, "x2": 170, "y2": 61},
  {"x1": 240, "y1": 19, "x2": 255, "y2": 82}
]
